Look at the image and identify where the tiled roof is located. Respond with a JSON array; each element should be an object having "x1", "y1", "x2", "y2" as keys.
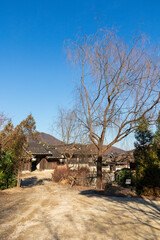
[
  {"x1": 28, "y1": 142, "x2": 51, "y2": 155},
  {"x1": 103, "y1": 151, "x2": 134, "y2": 163},
  {"x1": 27, "y1": 142, "x2": 133, "y2": 163},
  {"x1": 47, "y1": 147, "x2": 63, "y2": 158}
]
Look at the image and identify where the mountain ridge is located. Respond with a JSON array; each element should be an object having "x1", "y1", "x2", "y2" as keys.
[
  {"x1": 38, "y1": 132, "x2": 126, "y2": 154},
  {"x1": 38, "y1": 132, "x2": 63, "y2": 146}
]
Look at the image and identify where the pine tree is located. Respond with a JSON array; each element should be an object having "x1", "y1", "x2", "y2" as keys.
[
  {"x1": 154, "y1": 111, "x2": 160, "y2": 160},
  {"x1": 134, "y1": 116, "x2": 160, "y2": 196},
  {"x1": 154, "y1": 111, "x2": 160, "y2": 143}
]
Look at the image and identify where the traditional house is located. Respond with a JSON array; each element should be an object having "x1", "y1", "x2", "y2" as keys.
[
  {"x1": 102, "y1": 151, "x2": 134, "y2": 172},
  {"x1": 22, "y1": 141, "x2": 134, "y2": 173},
  {"x1": 66, "y1": 144, "x2": 97, "y2": 171},
  {"x1": 22, "y1": 142, "x2": 63, "y2": 171}
]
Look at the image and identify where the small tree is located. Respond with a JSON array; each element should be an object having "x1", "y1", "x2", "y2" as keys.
[
  {"x1": 0, "y1": 114, "x2": 38, "y2": 187},
  {"x1": 0, "y1": 151, "x2": 16, "y2": 190},
  {"x1": 56, "y1": 108, "x2": 80, "y2": 165},
  {"x1": 154, "y1": 111, "x2": 160, "y2": 160},
  {"x1": 134, "y1": 116, "x2": 160, "y2": 196}
]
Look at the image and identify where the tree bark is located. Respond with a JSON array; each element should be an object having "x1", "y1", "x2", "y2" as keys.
[{"x1": 97, "y1": 154, "x2": 102, "y2": 189}]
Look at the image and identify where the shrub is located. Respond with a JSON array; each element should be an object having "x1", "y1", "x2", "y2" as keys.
[
  {"x1": 117, "y1": 169, "x2": 136, "y2": 187},
  {"x1": 0, "y1": 151, "x2": 17, "y2": 190},
  {"x1": 136, "y1": 164, "x2": 160, "y2": 196},
  {"x1": 142, "y1": 187, "x2": 160, "y2": 197},
  {"x1": 52, "y1": 166, "x2": 70, "y2": 182},
  {"x1": 77, "y1": 166, "x2": 90, "y2": 175},
  {"x1": 52, "y1": 166, "x2": 91, "y2": 186},
  {"x1": 77, "y1": 167, "x2": 90, "y2": 186}
]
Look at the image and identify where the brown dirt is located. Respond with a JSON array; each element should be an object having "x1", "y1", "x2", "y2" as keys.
[{"x1": 0, "y1": 170, "x2": 160, "y2": 240}]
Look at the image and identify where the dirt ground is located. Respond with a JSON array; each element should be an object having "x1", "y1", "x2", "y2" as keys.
[{"x1": 0, "y1": 171, "x2": 160, "y2": 240}]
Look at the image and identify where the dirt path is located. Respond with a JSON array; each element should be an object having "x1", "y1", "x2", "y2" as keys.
[{"x1": 0, "y1": 171, "x2": 160, "y2": 240}]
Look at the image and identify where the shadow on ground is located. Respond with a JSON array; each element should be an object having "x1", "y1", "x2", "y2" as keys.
[
  {"x1": 79, "y1": 188, "x2": 160, "y2": 239},
  {"x1": 21, "y1": 177, "x2": 51, "y2": 188},
  {"x1": 79, "y1": 188, "x2": 160, "y2": 223}
]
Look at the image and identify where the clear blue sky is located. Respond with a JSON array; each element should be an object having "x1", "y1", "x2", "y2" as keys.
[{"x1": 0, "y1": 0, "x2": 160, "y2": 149}]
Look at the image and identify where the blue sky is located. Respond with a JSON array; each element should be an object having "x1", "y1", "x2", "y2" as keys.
[{"x1": 0, "y1": 0, "x2": 160, "y2": 149}]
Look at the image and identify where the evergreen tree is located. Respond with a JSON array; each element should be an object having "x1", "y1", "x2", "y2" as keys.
[
  {"x1": 0, "y1": 151, "x2": 16, "y2": 190},
  {"x1": 0, "y1": 114, "x2": 38, "y2": 187},
  {"x1": 134, "y1": 116, "x2": 160, "y2": 196},
  {"x1": 154, "y1": 111, "x2": 160, "y2": 143},
  {"x1": 154, "y1": 111, "x2": 160, "y2": 160}
]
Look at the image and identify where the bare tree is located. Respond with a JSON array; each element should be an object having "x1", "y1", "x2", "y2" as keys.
[
  {"x1": 68, "y1": 30, "x2": 160, "y2": 188},
  {"x1": 56, "y1": 108, "x2": 79, "y2": 165}
]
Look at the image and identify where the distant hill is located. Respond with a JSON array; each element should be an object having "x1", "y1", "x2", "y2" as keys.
[
  {"x1": 88, "y1": 144, "x2": 126, "y2": 155},
  {"x1": 38, "y1": 132, "x2": 126, "y2": 154},
  {"x1": 38, "y1": 132, "x2": 63, "y2": 146},
  {"x1": 74, "y1": 143, "x2": 126, "y2": 155},
  {"x1": 103, "y1": 146, "x2": 126, "y2": 155}
]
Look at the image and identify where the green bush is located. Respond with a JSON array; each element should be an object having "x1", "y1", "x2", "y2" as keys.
[
  {"x1": 136, "y1": 164, "x2": 160, "y2": 196},
  {"x1": 0, "y1": 151, "x2": 16, "y2": 190},
  {"x1": 117, "y1": 169, "x2": 136, "y2": 187}
]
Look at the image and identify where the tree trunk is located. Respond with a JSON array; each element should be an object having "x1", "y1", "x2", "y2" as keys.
[
  {"x1": 97, "y1": 154, "x2": 102, "y2": 189},
  {"x1": 17, "y1": 169, "x2": 21, "y2": 188}
]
